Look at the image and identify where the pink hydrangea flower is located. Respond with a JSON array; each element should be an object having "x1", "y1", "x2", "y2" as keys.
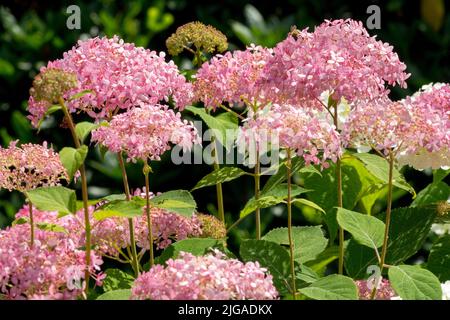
[
  {"x1": 238, "y1": 104, "x2": 342, "y2": 168},
  {"x1": 130, "y1": 250, "x2": 278, "y2": 300},
  {"x1": 0, "y1": 141, "x2": 68, "y2": 192},
  {"x1": 259, "y1": 19, "x2": 409, "y2": 108},
  {"x1": 194, "y1": 44, "x2": 273, "y2": 110},
  {"x1": 28, "y1": 36, "x2": 193, "y2": 125},
  {"x1": 0, "y1": 215, "x2": 103, "y2": 300},
  {"x1": 91, "y1": 103, "x2": 200, "y2": 162},
  {"x1": 356, "y1": 279, "x2": 396, "y2": 300}
]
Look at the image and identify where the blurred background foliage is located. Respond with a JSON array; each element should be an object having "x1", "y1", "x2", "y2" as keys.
[{"x1": 0, "y1": 0, "x2": 449, "y2": 249}]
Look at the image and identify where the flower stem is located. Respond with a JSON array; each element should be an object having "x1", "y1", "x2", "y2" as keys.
[
  {"x1": 331, "y1": 102, "x2": 344, "y2": 275},
  {"x1": 211, "y1": 137, "x2": 225, "y2": 223},
  {"x1": 28, "y1": 200, "x2": 34, "y2": 247},
  {"x1": 143, "y1": 162, "x2": 154, "y2": 268},
  {"x1": 59, "y1": 97, "x2": 91, "y2": 295},
  {"x1": 254, "y1": 149, "x2": 261, "y2": 240},
  {"x1": 286, "y1": 149, "x2": 297, "y2": 299},
  {"x1": 117, "y1": 152, "x2": 140, "y2": 277},
  {"x1": 370, "y1": 152, "x2": 394, "y2": 299}
]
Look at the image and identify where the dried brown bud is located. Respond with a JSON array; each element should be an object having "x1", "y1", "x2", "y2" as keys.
[
  {"x1": 196, "y1": 213, "x2": 227, "y2": 239},
  {"x1": 30, "y1": 68, "x2": 78, "y2": 104}
]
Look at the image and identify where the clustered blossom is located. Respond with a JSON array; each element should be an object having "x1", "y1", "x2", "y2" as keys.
[
  {"x1": 0, "y1": 207, "x2": 103, "y2": 300},
  {"x1": 238, "y1": 104, "x2": 342, "y2": 167},
  {"x1": 91, "y1": 103, "x2": 200, "y2": 162},
  {"x1": 130, "y1": 250, "x2": 278, "y2": 300},
  {"x1": 356, "y1": 279, "x2": 397, "y2": 300},
  {"x1": 28, "y1": 36, "x2": 193, "y2": 125},
  {"x1": 344, "y1": 84, "x2": 450, "y2": 170},
  {"x1": 166, "y1": 21, "x2": 228, "y2": 56},
  {"x1": 29, "y1": 68, "x2": 78, "y2": 104},
  {"x1": 0, "y1": 141, "x2": 68, "y2": 192},
  {"x1": 194, "y1": 45, "x2": 273, "y2": 109},
  {"x1": 259, "y1": 19, "x2": 409, "y2": 107},
  {"x1": 196, "y1": 213, "x2": 227, "y2": 239}
]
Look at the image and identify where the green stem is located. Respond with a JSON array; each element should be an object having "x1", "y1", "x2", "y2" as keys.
[
  {"x1": 286, "y1": 149, "x2": 297, "y2": 299},
  {"x1": 117, "y1": 152, "x2": 140, "y2": 277},
  {"x1": 212, "y1": 138, "x2": 225, "y2": 222},
  {"x1": 143, "y1": 162, "x2": 154, "y2": 268},
  {"x1": 28, "y1": 200, "x2": 34, "y2": 247},
  {"x1": 371, "y1": 152, "x2": 394, "y2": 300},
  {"x1": 332, "y1": 102, "x2": 344, "y2": 275},
  {"x1": 59, "y1": 97, "x2": 91, "y2": 295},
  {"x1": 254, "y1": 149, "x2": 261, "y2": 240}
]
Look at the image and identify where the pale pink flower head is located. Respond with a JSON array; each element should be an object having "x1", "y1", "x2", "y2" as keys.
[
  {"x1": 91, "y1": 103, "x2": 200, "y2": 162},
  {"x1": 356, "y1": 279, "x2": 396, "y2": 300},
  {"x1": 130, "y1": 250, "x2": 278, "y2": 300},
  {"x1": 27, "y1": 36, "x2": 193, "y2": 126},
  {"x1": 0, "y1": 141, "x2": 68, "y2": 192},
  {"x1": 194, "y1": 45, "x2": 273, "y2": 110},
  {"x1": 0, "y1": 207, "x2": 103, "y2": 300},
  {"x1": 260, "y1": 19, "x2": 409, "y2": 108},
  {"x1": 238, "y1": 104, "x2": 342, "y2": 168}
]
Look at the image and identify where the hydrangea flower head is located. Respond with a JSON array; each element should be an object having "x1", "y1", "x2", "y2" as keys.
[
  {"x1": 194, "y1": 45, "x2": 273, "y2": 110},
  {"x1": 91, "y1": 103, "x2": 200, "y2": 162},
  {"x1": 238, "y1": 104, "x2": 342, "y2": 167},
  {"x1": 28, "y1": 36, "x2": 193, "y2": 125},
  {"x1": 195, "y1": 213, "x2": 227, "y2": 239},
  {"x1": 356, "y1": 279, "x2": 396, "y2": 300},
  {"x1": 0, "y1": 141, "x2": 68, "y2": 192},
  {"x1": 29, "y1": 68, "x2": 78, "y2": 104},
  {"x1": 166, "y1": 21, "x2": 228, "y2": 56},
  {"x1": 130, "y1": 250, "x2": 278, "y2": 300},
  {"x1": 260, "y1": 19, "x2": 409, "y2": 107}
]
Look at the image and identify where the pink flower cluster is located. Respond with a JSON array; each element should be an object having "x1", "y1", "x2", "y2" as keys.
[
  {"x1": 91, "y1": 104, "x2": 200, "y2": 162},
  {"x1": 238, "y1": 104, "x2": 342, "y2": 167},
  {"x1": 0, "y1": 141, "x2": 68, "y2": 192},
  {"x1": 356, "y1": 279, "x2": 396, "y2": 300},
  {"x1": 194, "y1": 45, "x2": 273, "y2": 109},
  {"x1": 344, "y1": 83, "x2": 450, "y2": 169},
  {"x1": 28, "y1": 36, "x2": 193, "y2": 125},
  {"x1": 259, "y1": 19, "x2": 409, "y2": 107},
  {"x1": 0, "y1": 207, "x2": 103, "y2": 300},
  {"x1": 130, "y1": 250, "x2": 278, "y2": 300}
]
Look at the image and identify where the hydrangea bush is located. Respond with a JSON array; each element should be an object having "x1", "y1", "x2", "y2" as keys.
[{"x1": 0, "y1": 19, "x2": 449, "y2": 300}]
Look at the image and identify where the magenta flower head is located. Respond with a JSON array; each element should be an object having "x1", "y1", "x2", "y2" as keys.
[
  {"x1": 238, "y1": 104, "x2": 342, "y2": 168},
  {"x1": 344, "y1": 85, "x2": 449, "y2": 169},
  {"x1": 0, "y1": 207, "x2": 103, "y2": 300},
  {"x1": 259, "y1": 19, "x2": 409, "y2": 108},
  {"x1": 130, "y1": 250, "x2": 279, "y2": 300},
  {"x1": 194, "y1": 45, "x2": 273, "y2": 110},
  {"x1": 28, "y1": 36, "x2": 193, "y2": 126},
  {"x1": 91, "y1": 103, "x2": 200, "y2": 162},
  {"x1": 0, "y1": 141, "x2": 68, "y2": 192},
  {"x1": 356, "y1": 279, "x2": 396, "y2": 300}
]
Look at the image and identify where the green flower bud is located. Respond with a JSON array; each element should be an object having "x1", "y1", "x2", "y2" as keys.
[{"x1": 196, "y1": 213, "x2": 227, "y2": 239}]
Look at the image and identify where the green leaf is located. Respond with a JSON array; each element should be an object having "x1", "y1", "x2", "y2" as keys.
[
  {"x1": 411, "y1": 181, "x2": 450, "y2": 207},
  {"x1": 298, "y1": 165, "x2": 322, "y2": 177},
  {"x1": 36, "y1": 222, "x2": 67, "y2": 233},
  {"x1": 26, "y1": 186, "x2": 76, "y2": 216},
  {"x1": 192, "y1": 167, "x2": 248, "y2": 191},
  {"x1": 427, "y1": 235, "x2": 450, "y2": 282},
  {"x1": 299, "y1": 275, "x2": 358, "y2": 300},
  {"x1": 149, "y1": 190, "x2": 196, "y2": 218},
  {"x1": 345, "y1": 206, "x2": 437, "y2": 278},
  {"x1": 262, "y1": 226, "x2": 328, "y2": 263},
  {"x1": 96, "y1": 289, "x2": 131, "y2": 300},
  {"x1": 240, "y1": 239, "x2": 292, "y2": 294},
  {"x1": 94, "y1": 199, "x2": 143, "y2": 220},
  {"x1": 433, "y1": 168, "x2": 450, "y2": 183},
  {"x1": 336, "y1": 208, "x2": 385, "y2": 249},
  {"x1": 261, "y1": 183, "x2": 310, "y2": 199},
  {"x1": 12, "y1": 217, "x2": 28, "y2": 225},
  {"x1": 103, "y1": 269, "x2": 135, "y2": 292},
  {"x1": 388, "y1": 265, "x2": 442, "y2": 300},
  {"x1": 155, "y1": 238, "x2": 220, "y2": 265},
  {"x1": 69, "y1": 89, "x2": 94, "y2": 101},
  {"x1": 261, "y1": 157, "x2": 304, "y2": 194},
  {"x1": 292, "y1": 198, "x2": 325, "y2": 213},
  {"x1": 239, "y1": 195, "x2": 284, "y2": 219},
  {"x1": 185, "y1": 106, "x2": 238, "y2": 151},
  {"x1": 353, "y1": 153, "x2": 415, "y2": 197},
  {"x1": 59, "y1": 146, "x2": 88, "y2": 180},
  {"x1": 305, "y1": 246, "x2": 340, "y2": 276},
  {"x1": 75, "y1": 122, "x2": 100, "y2": 143}
]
